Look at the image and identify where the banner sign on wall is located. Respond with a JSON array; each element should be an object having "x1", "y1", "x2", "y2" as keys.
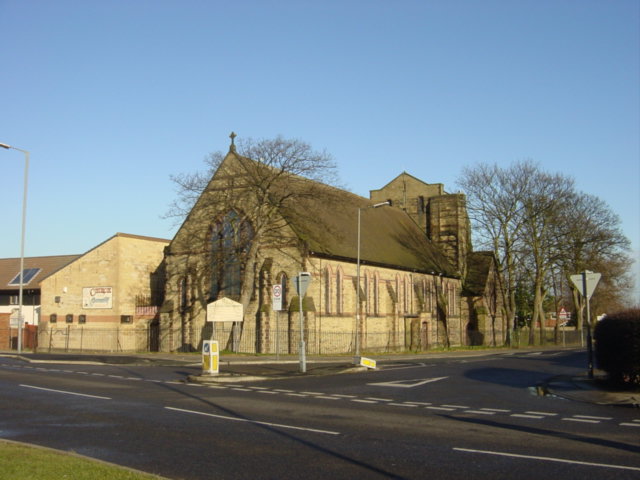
[{"x1": 82, "y1": 287, "x2": 113, "y2": 309}]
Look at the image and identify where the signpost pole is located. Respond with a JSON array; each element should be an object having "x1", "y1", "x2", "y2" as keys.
[
  {"x1": 570, "y1": 271, "x2": 600, "y2": 380},
  {"x1": 276, "y1": 310, "x2": 280, "y2": 362},
  {"x1": 299, "y1": 281, "x2": 306, "y2": 373},
  {"x1": 292, "y1": 272, "x2": 311, "y2": 373},
  {"x1": 272, "y1": 284, "x2": 283, "y2": 361},
  {"x1": 583, "y1": 272, "x2": 594, "y2": 379}
]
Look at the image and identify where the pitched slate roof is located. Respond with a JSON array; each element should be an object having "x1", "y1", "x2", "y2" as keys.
[
  {"x1": 230, "y1": 155, "x2": 459, "y2": 277},
  {"x1": 0, "y1": 255, "x2": 81, "y2": 291},
  {"x1": 285, "y1": 187, "x2": 457, "y2": 276},
  {"x1": 177, "y1": 151, "x2": 458, "y2": 277}
]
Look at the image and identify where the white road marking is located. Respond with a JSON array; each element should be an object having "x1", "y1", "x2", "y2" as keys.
[
  {"x1": 511, "y1": 414, "x2": 544, "y2": 419},
  {"x1": 165, "y1": 406, "x2": 340, "y2": 435},
  {"x1": 572, "y1": 415, "x2": 612, "y2": 421},
  {"x1": 427, "y1": 406, "x2": 455, "y2": 411},
  {"x1": 563, "y1": 417, "x2": 601, "y2": 424},
  {"x1": 481, "y1": 408, "x2": 510, "y2": 413},
  {"x1": 525, "y1": 411, "x2": 557, "y2": 416},
  {"x1": 352, "y1": 399, "x2": 378, "y2": 404},
  {"x1": 465, "y1": 410, "x2": 495, "y2": 415},
  {"x1": 442, "y1": 404, "x2": 469, "y2": 409},
  {"x1": 368, "y1": 377, "x2": 448, "y2": 388},
  {"x1": 365, "y1": 397, "x2": 393, "y2": 402},
  {"x1": 620, "y1": 422, "x2": 640, "y2": 428},
  {"x1": 454, "y1": 447, "x2": 640, "y2": 472},
  {"x1": 20, "y1": 384, "x2": 111, "y2": 400}
]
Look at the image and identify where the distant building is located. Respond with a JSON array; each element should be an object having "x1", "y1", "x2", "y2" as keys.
[
  {"x1": 38, "y1": 233, "x2": 169, "y2": 351},
  {"x1": 0, "y1": 255, "x2": 80, "y2": 326}
]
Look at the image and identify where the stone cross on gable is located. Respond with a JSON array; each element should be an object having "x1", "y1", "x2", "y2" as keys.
[{"x1": 229, "y1": 131, "x2": 237, "y2": 152}]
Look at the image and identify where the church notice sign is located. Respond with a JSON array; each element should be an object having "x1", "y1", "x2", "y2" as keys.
[
  {"x1": 207, "y1": 297, "x2": 244, "y2": 323},
  {"x1": 82, "y1": 287, "x2": 113, "y2": 309}
]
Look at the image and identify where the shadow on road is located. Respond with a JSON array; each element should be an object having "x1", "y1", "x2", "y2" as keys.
[
  {"x1": 151, "y1": 378, "x2": 410, "y2": 479},
  {"x1": 441, "y1": 414, "x2": 640, "y2": 455}
]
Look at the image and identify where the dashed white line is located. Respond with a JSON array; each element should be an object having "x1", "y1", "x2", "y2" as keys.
[
  {"x1": 365, "y1": 397, "x2": 393, "y2": 402},
  {"x1": 480, "y1": 408, "x2": 510, "y2": 413},
  {"x1": 572, "y1": 415, "x2": 612, "y2": 421},
  {"x1": 526, "y1": 411, "x2": 557, "y2": 416},
  {"x1": 620, "y1": 422, "x2": 640, "y2": 428},
  {"x1": 427, "y1": 406, "x2": 456, "y2": 411},
  {"x1": 465, "y1": 410, "x2": 495, "y2": 415},
  {"x1": 352, "y1": 399, "x2": 378, "y2": 404},
  {"x1": 511, "y1": 414, "x2": 544, "y2": 419},
  {"x1": 563, "y1": 417, "x2": 601, "y2": 424},
  {"x1": 442, "y1": 404, "x2": 469, "y2": 409}
]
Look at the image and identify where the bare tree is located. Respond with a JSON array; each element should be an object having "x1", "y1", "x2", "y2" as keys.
[
  {"x1": 558, "y1": 191, "x2": 632, "y2": 325},
  {"x1": 457, "y1": 161, "x2": 535, "y2": 344},
  {"x1": 519, "y1": 170, "x2": 574, "y2": 344},
  {"x1": 458, "y1": 160, "x2": 633, "y2": 346}
]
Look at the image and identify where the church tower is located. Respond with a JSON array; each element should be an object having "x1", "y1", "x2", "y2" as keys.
[{"x1": 370, "y1": 172, "x2": 471, "y2": 277}]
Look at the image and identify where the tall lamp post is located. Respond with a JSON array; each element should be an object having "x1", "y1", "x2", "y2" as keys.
[
  {"x1": 1, "y1": 143, "x2": 29, "y2": 354},
  {"x1": 355, "y1": 201, "x2": 390, "y2": 360}
]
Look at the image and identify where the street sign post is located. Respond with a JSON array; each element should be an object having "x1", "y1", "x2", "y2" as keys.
[
  {"x1": 272, "y1": 284, "x2": 283, "y2": 311},
  {"x1": 272, "y1": 284, "x2": 283, "y2": 361},
  {"x1": 292, "y1": 272, "x2": 312, "y2": 373},
  {"x1": 569, "y1": 271, "x2": 601, "y2": 379}
]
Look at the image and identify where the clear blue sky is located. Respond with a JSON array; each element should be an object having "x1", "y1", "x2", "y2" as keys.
[{"x1": 1, "y1": 0, "x2": 638, "y2": 301}]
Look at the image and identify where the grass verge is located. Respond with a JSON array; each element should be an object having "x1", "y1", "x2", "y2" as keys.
[{"x1": 0, "y1": 440, "x2": 166, "y2": 480}]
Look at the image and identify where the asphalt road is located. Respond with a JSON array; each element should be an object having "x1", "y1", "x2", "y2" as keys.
[{"x1": 0, "y1": 349, "x2": 638, "y2": 479}]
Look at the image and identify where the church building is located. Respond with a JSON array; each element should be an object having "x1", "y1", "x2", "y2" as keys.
[{"x1": 159, "y1": 135, "x2": 504, "y2": 354}]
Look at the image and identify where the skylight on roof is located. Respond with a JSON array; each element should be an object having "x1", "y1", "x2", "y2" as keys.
[{"x1": 8, "y1": 268, "x2": 41, "y2": 286}]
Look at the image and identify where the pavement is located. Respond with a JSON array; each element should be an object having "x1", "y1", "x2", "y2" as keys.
[{"x1": 2, "y1": 349, "x2": 638, "y2": 408}]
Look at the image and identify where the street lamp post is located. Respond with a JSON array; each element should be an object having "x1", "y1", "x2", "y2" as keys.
[
  {"x1": 1, "y1": 143, "x2": 30, "y2": 354},
  {"x1": 355, "y1": 201, "x2": 390, "y2": 361}
]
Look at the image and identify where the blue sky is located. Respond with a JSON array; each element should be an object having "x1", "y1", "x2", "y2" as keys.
[{"x1": 1, "y1": 0, "x2": 638, "y2": 301}]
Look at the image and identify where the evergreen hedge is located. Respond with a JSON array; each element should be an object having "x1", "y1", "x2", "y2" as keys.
[{"x1": 594, "y1": 308, "x2": 640, "y2": 387}]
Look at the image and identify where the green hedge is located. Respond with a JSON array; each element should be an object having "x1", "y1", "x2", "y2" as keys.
[{"x1": 594, "y1": 308, "x2": 640, "y2": 387}]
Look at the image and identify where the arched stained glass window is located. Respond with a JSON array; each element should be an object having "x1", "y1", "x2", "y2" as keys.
[{"x1": 210, "y1": 211, "x2": 253, "y2": 301}]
